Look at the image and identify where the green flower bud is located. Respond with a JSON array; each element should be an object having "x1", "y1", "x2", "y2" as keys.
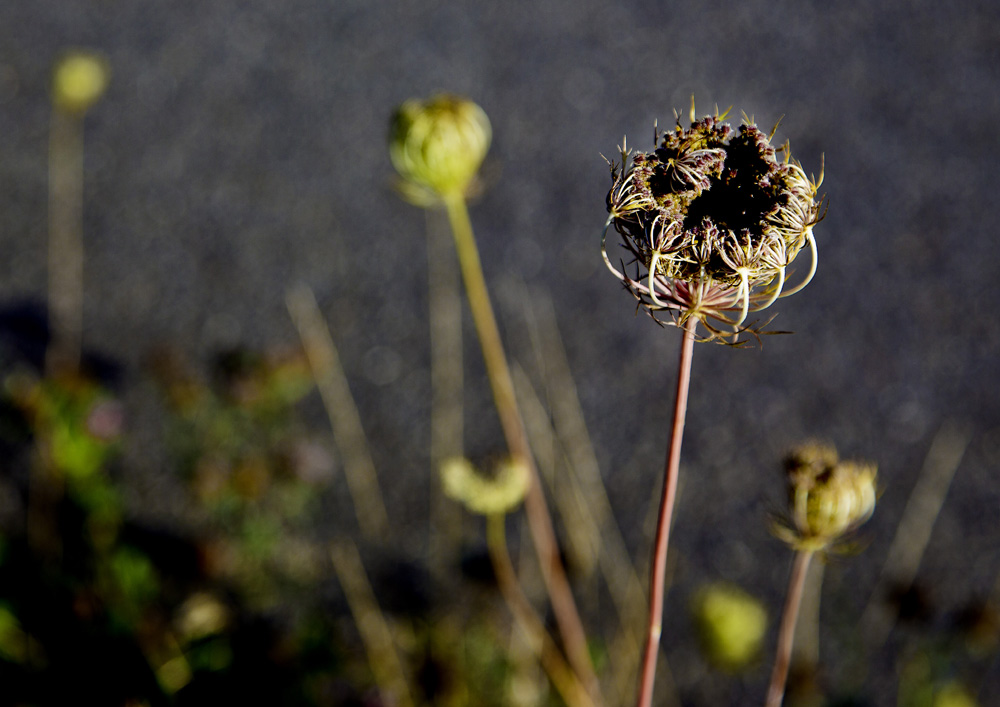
[
  {"x1": 389, "y1": 94, "x2": 491, "y2": 199},
  {"x1": 440, "y1": 456, "x2": 529, "y2": 516},
  {"x1": 691, "y1": 582, "x2": 768, "y2": 671},
  {"x1": 52, "y1": 51, "x2": 110, "y2": 115},
  {"x1": 776, "y1": 443, "x2": 877, "y2": 551}
]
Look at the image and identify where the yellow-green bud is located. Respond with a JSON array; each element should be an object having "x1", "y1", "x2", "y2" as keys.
[
  {"x1": 691, "y1": 582, "x2": 768, "y2": 671},
  {"x1": 778, "y1": 443, "x2": 877, "y2": 551},
  {"x1": 389, "y1": 94, "x2": 491, "y2": 199},
  {"x1": 52, "y1": 51, "x2": 110, "y2": 115},
  {"x1": 440, "y1": 456, "x2": 529, "y2": 516}
]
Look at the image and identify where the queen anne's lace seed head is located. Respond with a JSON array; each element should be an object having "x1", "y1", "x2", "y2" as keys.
[{"x1": 603, "y1": 106, "x2": 824, "y2": 343}]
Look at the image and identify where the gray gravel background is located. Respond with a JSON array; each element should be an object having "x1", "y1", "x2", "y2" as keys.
[{"x1": 2, "y1": 1, "x2": 999, "y2": 705}]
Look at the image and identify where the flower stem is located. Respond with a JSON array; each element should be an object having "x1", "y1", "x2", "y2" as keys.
[
  {"x1": 47, "y1": 107, "x2": 85, "y2": 376},
  {"x1": 486, "y1": 514, "x2": 596, "y2": 707},
  {"x1": 442, "y1": 193, "x2": 599, "y2": 700},
  {"x1": 636, "y1": 317, "x2": 697, "y2": 707},
  {"x1": 766, "y1": 549, "x2": 815, "y2": 707}
]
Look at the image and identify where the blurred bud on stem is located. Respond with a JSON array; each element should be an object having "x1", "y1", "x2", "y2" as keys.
[
  {"x1": 775, "y1": 442, "x2": 877, "y2": 552},
  {"x1": 52, "y1": 51, "x2": 110, "y2": 115},
  {"x1": 389, "y1": 94, "x2": 491, "y2": 202}
]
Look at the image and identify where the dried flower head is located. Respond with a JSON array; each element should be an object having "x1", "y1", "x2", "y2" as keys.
[
  {"x1": 602, "y1": 103, "x2": 824, "y2": 343},
  {"x1": 774, "y1": 442, "x2": 877, "y2": 552},
  {"x1": 389, "y1": 94, "x2": 491, "y2": 203}
]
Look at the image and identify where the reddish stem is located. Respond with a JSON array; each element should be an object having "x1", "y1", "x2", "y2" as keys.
[
  {"x1": 766, "y1": 550, "x2": 814, "y2": 707},
  {"x1": 635, "y1": 317, "x2": 697, "y2": 707}
]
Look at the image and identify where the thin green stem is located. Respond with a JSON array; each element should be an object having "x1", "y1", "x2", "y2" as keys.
[
  {"x1": 486, "y1": 514, "x2": 596, "y2": 707},
  {"x1": 442, "y1": 193, "x2": 599, "y2": 701},
  {"x1": 425, "y1": 208, "x2": 465, "y2": 569},
  {"x1": 766, "y1": 549, "x2": 815, "y2": 707},
  {"x1": 47, "y1": 108, "x2": 85, "y2": 376},
  {"x1": 636, "y1": 317, "x2": 697, "y2": 707}
]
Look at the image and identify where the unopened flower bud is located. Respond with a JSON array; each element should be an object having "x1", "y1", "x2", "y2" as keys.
[
  {"x1": 52, "y1": 51, "x2": 110, "y2": 115},
  {"x1": 389, "y1": 94, "x2": 491, "y2": 199},
  {"x1": 691, "y1": 582, "x2": 767, "y2": 671},
  {"x1": 776, "y1": 442, "x2": 877, "y2": 551},
  {"x1": 440, "y1": 456, "x2": 529, "y2": 516}
]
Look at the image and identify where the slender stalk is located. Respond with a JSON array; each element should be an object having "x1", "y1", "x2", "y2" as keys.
[
  {"x1": 29, "y1": 105, "x2": 86, "y2": 559},
  {"x1": 47, "y1": 108, "x2": 85, "y2": 376},
  {"x1": 635, "y1": 317, "x2": 697, "y2": 707},
  {"x1": 486, "y1": 514, "x2": 596, "y2": 707},
  {"x1": 441, "y1": 193, "x2": 599, "y2": 700},
  {"x1": 425, "y1": 208, "x2": 465, "y2": 567},
  {"x1": 330, "y1": 539, "x2": 416, "y2": 707},
  {"x1": 286, "y1": 284, "x2": 390, "y2": 539},
  {"x1": 859, "y1": 423, "x2": 970, "y2": 648},
  {"x1": 766, "y1": 549, "x2": 815, "y2": 707}
]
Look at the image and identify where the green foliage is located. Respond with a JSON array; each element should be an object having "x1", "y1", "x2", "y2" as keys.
[
  {"x1": 7, "y1": 372, "x2": 120, "y2": 482},
  {"x1": 0, "y1": 602, "x2": 33, "y2": 664}
]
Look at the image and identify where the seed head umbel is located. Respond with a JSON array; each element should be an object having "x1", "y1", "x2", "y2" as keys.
[
  {"x1": 602, "y1": 104, "x2": 824, "y2": 343},
  {"x1": 389, "y1": 94, "x2": 491, "y2": 203}
]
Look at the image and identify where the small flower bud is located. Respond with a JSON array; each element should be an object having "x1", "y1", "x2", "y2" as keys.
[
  {"x1": 52, "y1": 51, "x2": 110, "y2": 115},
  {"x1": 440, "y1": 456, "x2": 529, "y2": 516},
  {"x1": 691, "y1": 582, "x2": 768, "y2": 671},
  {"x1": 775, "y1": 442, "x2": 877, "y2": 551},
  {"x1": 389, "y1": 94, "x2": 491, "y2": 200}
]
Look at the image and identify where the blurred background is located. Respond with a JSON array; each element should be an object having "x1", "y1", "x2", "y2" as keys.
[{"x1": 1, "y1": 1, "x2": 998, "y2": 705}]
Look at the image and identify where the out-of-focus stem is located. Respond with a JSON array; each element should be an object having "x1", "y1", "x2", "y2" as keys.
[
  {"x1": 441, "y1": 192, "x2": 599, "y2": 701},
  {"x1": 47, "y1": 109, "x2": 85, "y2": 376},
  {"x1": 30, "y1": 104, "x2": 88, "y2": 559},
  {"x1": 636, "y1": 317, "x2": 696, "y2": 707},
  {"x1": 425, "y1": 208, "x2": 465, "y2": 565},
  {"x1": 859, "y1": 423, "x2": 970, "y2": 648},
  {"x1": 766, "y1": 549, "x2": 815, "y2": 707},
  {"x1": 486, "y1": 513, "x2": 596, "y2": 707},
  {"x1": 286, "y1": 284, "x2": 390, "y2": 539},
  {"x1": 330, "y1": 539, "x2": 415, "y2": 707}
]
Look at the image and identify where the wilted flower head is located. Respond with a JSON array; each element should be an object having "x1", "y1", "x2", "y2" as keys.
[
  {"x1": 440, "y1": 456, "x2": 529, "y2": 516},
  {"x1": 389, "y1": 94, "x2": 491, "y2": 203},
  {"x1": 774, "y1": 442, "x2": 877, "y2": 552},
  {"x1": 603, "y1": 104, "x2": 824, "y2": 343}
]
